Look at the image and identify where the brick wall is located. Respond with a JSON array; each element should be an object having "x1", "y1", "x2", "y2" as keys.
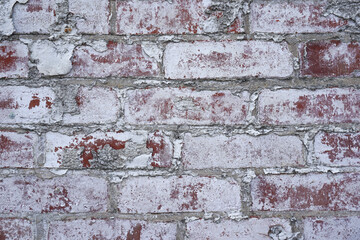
[{"x1": 1, "y1": 0, "x2": 360, "y2": 239}]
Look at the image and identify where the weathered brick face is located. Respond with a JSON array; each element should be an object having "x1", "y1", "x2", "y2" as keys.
[{"x1": 1, "y1": 0, "x2": 360, "y2": 238}]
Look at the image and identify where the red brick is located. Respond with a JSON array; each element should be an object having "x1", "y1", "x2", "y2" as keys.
[
  {"x1": 187, "y1": 218, "x2": 293, "y2": 239},
  {"x1": 183, "y1": 133, "x2": 304, "y2": 169},
  {"x1": 69, "y1": 0, "x2": 110, "y2": 34},
  {"x1": 0, "y1": 86, "x2": 59, "y2": 124},
  {"x1": 250, "y1": 0, "x2": 347, "y2": 34},
  {"x1": 147, "y1": 131, "x2": 173, "y2": 168},
  {"x1": 251, "y1": 173, "x2": 360, "y2": 211},
  {"x1": 300, "y1": 41, "x2": 360, "y2": 77},
  {"x1": 116, "y1": 176, "x2": 241, "y2": 213},
  {"x1": 124, "y1": 88, "x2": 250, "y2": 125},
  {"x1": 315, "y1": 132, "x2": 360, "y2": 167},
  {"x1": 45, "y1": 131, "x2": 163, "y2": 169},
  {"x1": 0, "y1": 41, "x2": 28, "y2": 78},
  {"x1": 0, "y1": 175, "x2": 107, "y2": 213},
  {"x1": 63, "y1": 87, "x2": 119, "y2": 124},
  {"x1": 12, "y1": 0, "x2": 58, "y2": 34},
  {"x1": 304, "y1": 217, "x2": 360, "y2": 240},
  {"x1": 70, "y1": 41, "x2": 159, "y2": 78},
  {"x1": 0, "y1": 131, "x2": 36, "y2": 168},
  {"x1": 164, "y1": 41, "x2": 293, "y2": 79},
  {"x1": 0, "y1": 219, "x2": 33, "y2": 240},
  {"x1": 258, "y1": 88, "x2": 360, "y2": 125},
  {"x1": 116, "y1": 0, "x2": 243, "y2": 35},
  {"x1": 48, "y1": 219, "x2": 176, "y2": 239}
]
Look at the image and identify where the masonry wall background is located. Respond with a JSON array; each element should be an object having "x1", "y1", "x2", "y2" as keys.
[{"x1": 0, "y1": 0, "x2": 360, "y2": 239}]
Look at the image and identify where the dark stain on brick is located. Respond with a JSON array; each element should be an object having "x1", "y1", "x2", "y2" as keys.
[
  {"x1": 320, "y1": 133, "x2": 360, "y2": 163},
  {"x1": 0, "y1": 46, "x2": 18, "y2": 72},
  {"x1": 28, "y1": 95, "x2": 40, "y2": 109},
  {"x1": 126, "y1": 223, "x2": 142, "y2": 240},
  {"x1": 0, "y1": 98, "x2": 19, "y2": 109}
]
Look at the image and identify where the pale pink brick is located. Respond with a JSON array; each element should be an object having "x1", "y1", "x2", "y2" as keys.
[
  {"x1": 12, "y1": 0, "x2": 58, "y2": 34},
  {"x1": 0, "y1": 41, "x2": 28, "y2": 78},
  {"x1": 187, "y1": 218, "x2": 292, "y2": 240},
  {"x1": 0, "y1": 175, "x2": 107, "y2": 213},
  {"x1": 45, "y1": 131, "x2": 153, "y2": 169},
  {"x1": 250, "y1": 0, "x2": 347, "y2": 33},
  {"x1": 300, "y1": 40, "x2": 360, "y2": 77},
  {"x1": 116, "y1": 0, "x2": 244, "y2": 35},
  {"x1": 315, "y1": 132, "x2": 360, "y2": 167},
  {"x1": 69, "y1": 0, "x2": 110, "y2": 34},
  {"x1": 258, "y1": 88, "x2": 360, "y2": 125},
  {"x1": 0, "y1": 131, "x2": 36, "y2": 168},
  {"x1": 124, "y1": 88, "x2": 250, "y2": 125},
  {"x1": 48, "y1": 219, "x2": 177, "y2": 240},
  {"x1": 147, "y1": 131, "x2": 173, "y2": 168},
  {"x1": 183, "y1": 133, "x2": 304, "y2": 169},
  {"x1": 0, "y1": 86, "x2": 60, "y2": 124},
  {"x1": 70, "y1": 41, "x2": 159, "y2": 77},
  {"x1": 304, "y1": 217, "x2": 360, "y2": 240},
  {"x1": 0, "y1": 219, "x2": 33, "y2": 240},
  {"x1": 63, "y1": 87, "x2": 119, "y2": 124},
  {"x1": 164, "y1": 41, "x2": 293, "y2": 79},
  {"x1": 251, "y1": 173, "x2": 360, "y2": 211},
  {"x1": 116, "y1": 176, "x2": 241, "y2": 213}
]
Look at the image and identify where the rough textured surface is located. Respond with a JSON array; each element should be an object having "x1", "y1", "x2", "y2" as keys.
[
  {"x1": 0, "y1": 131, "x2": 36, "y2": 168},
  {"x1": 186, "y1": 218, "x2": 293, "y2": 240},
  {"x1": 0, "y1": 175, "x2": 107, "y2": 213},
  {"x1": 116, "y1": 176, "x2": 241, "y2": 213},
  {"x1": 0, "y1": 41, "x2": 28, "y2": 78},
  {"x1": 164, "y1": 41, "x2": 293, "y2": 79},
  {"x1": 13, "y1": 0, "x2": 58, "y2": 34},
  {"x1": 183, "y1": 133, "x2": 304, "y2": 169},
  {"x1": 250, "y1": 0, "x2": 347, "y2": 33},
  {"x1": 125, "y1": 88, "x2": 250, "y2": 125},
  {"x1": 258, "y1": 88, "x2": 360, "y2": 125},
  {"x1": 252, "y1": 173, "x2": 360, "y2": 211},
  {"x1": 116, "y1": 0, "x2": 242, "y2": 35},
  {"x1": 48, "y1": 219, "x2": 177, "y2": 240},
  {"x1": 315, "y1": 132, "x2": 360, "y2": 166},
  {"x1": 1, "y1": 0, "x2": 360, "y2": 238},
  {"x1": 304, "y1": 217, "x2": 360, "y2": 240},
  {"x1": 0, "y1": 86, "x2": 59, "y2": 124},
  {"x1": 0, "y1": 219, "x2": 33, "y2": 240},
  {"x1": 300, "y1": 40, "x2": 360, "y2": 77}
]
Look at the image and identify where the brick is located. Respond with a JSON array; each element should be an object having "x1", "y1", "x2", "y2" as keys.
[
  {"x1": 125, "y1": 88, "x2": 249, "y2": 125},
  {"x1": 116, "y1": 0, "x2": 243, "y2": 35},
  {"x1": 12, "y1": 0, "x2": 58, "y2": 34},
  {"x1": 147, "y1": 131, "x2": 173, "y2": 168},
  {"x1": 250, "y1": 0, "x2": 347, "y2": 34},
  {"x1": 48, "y1": 219, "x2": 177, "y2": 239},
  {"x1": 0, "y1": 131, "x2": 36, "y2": 168},
  {"x1": 69, "y1": 0, "x2": 110, "y2": 34},
  {"x1": 70, "y1": 41, "x2": 159, "y2": 77},
  {"x1": 258, "y1": 88, "x2": 360, "y2": 125},
  {"x1": 0, "y1": 219, "x2": 33, "y2": 240},
  {"x1": 0, "y1": 86, "x2": 60, "y2": 124},
  {"x1": 315, "y1": 132, "x2": 360, "y2": 167},
  {"x1": 0, "y1": 175, "x2": 107, "y2": 213},
  {"x1": 116, "y1": 176, "x2": 241, "y2": 213},
  {"x1": 63, "y1": 87, "x2": 119, "y2": 124},
  {"x1": 164, "y1": 41, "x2": 293, "y2": 79},
  {"x1": 304, "y1": 217, "x2": 360, "y2": 240},
  {"x1": 45, "y1": 131, "x2": 154, "y2": 169},
  {"x1": 251, "y1": 173, "x2": 360, "y2": 211},
  {"x1": 300, "y1": 40, "x2": 360, "y2": 77},
  {"x1": 183, "y1": 133, "x2": 304, "y2": 169},
  {"x1": 0, "y1": 41, "x2": 28, "y2": 78},
  {"x1": 187, "y1": 218, "x2": 292, "y2": 240}
]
